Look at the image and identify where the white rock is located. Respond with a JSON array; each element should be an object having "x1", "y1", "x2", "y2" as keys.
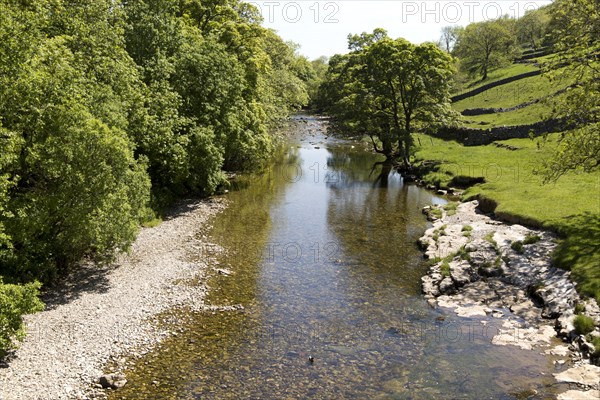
[
  {"x1": 554, "y1": 364, "x2": 600, "y2": 388},
  {"x1": 557, "y1": 389, "x2": 600, "y2": 400}
]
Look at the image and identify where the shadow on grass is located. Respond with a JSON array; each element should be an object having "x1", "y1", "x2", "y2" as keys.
[{"x1": 553, "y1": 212, "x2": 600, "y2": 303}]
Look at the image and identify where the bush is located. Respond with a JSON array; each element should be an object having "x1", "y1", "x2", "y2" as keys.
[
  {"x1": 511, "y1": 240, "x2": 525, "y2": 254},
  {"x1": 0, "y1": 278, "x2": 44, "y2": 356},
  {"x1": 523, "y1": 234, "x2": 541, "y2": 244},
  {"x1": 573, "y1": 315, "x2": 596, "y2": 335}
]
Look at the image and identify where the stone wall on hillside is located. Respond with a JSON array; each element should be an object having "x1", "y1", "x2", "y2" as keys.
[{"x1": 434, "y1": 119, "x2": 568, "y2": 146}]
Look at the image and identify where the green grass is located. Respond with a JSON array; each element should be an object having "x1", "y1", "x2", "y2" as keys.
[
  {"x1": 523, "y1": 234, "x2": 541, "y2": 245},
  {"x1": 414, "y1": 133, "x2": 600, "y2": 302},
  {"x1": 452, "y1": 63, "x2": 539, "y2": 96},
  {"x1": 142, "y1": 217, "x2": 163, "y2": 228},
  {"x1": 511, "y1": 240, "x2": 525, "y2": 254},
  {"x1": 460, "y1": 101, "x2": 550, "y2": 128},
  {"x1": 443, "y1": 202, "x2": 458, "y2": 216},
  {"x1": 573, "y1": 315, "x2": 596, "y2": 335},
  {"x1": 453, "y1": 72, "x2": 574, "y2": 112},
  {"x1": 440, "y1": 260, "x2": 451, "y2": 277}
]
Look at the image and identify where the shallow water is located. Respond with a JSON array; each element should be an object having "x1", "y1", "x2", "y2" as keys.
[{"x1": 111, "y1": 116, "x2": 561, "y2": 399}]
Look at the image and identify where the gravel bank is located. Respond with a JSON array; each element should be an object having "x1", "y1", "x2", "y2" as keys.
[{"x1": 0, "y1": 198, "x2": 226, "y2": 400}]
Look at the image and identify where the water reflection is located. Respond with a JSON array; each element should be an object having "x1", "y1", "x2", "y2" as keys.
[{"x1": 110, "y1": 125, "x2": 561, "y2": 400}]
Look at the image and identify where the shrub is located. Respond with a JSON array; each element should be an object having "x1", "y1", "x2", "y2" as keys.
[
  {"x1": 590, "y1": 336, "x2": 600, "y2": 360},
  {"x1": 523, "y1": 234, "x2": 541, "y2": 245},
  {"x1": 573, "y1": 315, "x2": 596, "y2": 335},
  {"x1": 511, "y1": 240, "x2": 525, "y2": 254},
  {"x1": 574, "y1": 303, "x2": 586, "y2": 315},
  {"x1": 0, "y1": 279, "x2": 45, "y2": 356}
]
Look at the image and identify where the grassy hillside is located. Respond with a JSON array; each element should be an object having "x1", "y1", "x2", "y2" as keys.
[
  {"x1": 452, "y1": 63, "x2": 540, "y2": 96},
  {"x1": 415, "y1": 59, "x2": 600, "y2": 303}
]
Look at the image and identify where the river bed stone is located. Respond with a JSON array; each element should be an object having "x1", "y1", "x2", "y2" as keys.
[
  {"x1": 0, "y1": 199, "x2": 226, "y2": 400},
  {"x1": 420, "y1": 200, "x2": 600, "y2": 396}
]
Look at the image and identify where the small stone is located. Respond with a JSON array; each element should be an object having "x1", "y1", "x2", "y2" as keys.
[{"x1": 99, "y1": 373, "x2": 127, "y2": 390}]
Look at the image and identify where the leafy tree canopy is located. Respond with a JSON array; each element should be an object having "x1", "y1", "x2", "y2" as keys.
[{"x1": 320, "y1": 30, "x2": 456, "y2": 167}]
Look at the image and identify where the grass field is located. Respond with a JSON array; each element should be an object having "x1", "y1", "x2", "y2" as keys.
[
  {"x1": 460, "y1": 101, "x2": 550, "y2": 128},
  {"x1": 414, "y1": 133, "x2": 600, "y2": 302},
  {"x1": 452, "y1": 72, "x2": 574, "y2": 112},
  {"x1": 452, "y1": 63, "x2": 540, "y2": 95}
]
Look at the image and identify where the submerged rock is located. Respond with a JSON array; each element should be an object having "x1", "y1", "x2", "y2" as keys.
[{"x1": 99, "y1": 373, "x2": 127, "y2": 389}]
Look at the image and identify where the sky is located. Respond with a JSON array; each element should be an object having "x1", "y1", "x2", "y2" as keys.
[{"x1": 248, "y1": 0, "x2": 553, "y2": 59}]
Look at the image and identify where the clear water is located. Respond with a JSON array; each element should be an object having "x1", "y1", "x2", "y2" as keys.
[{"x1": 111, "y1": 116, "x2": 561, "y2": 399}]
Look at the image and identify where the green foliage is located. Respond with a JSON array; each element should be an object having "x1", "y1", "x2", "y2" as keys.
[
  {"x1": 0, "y1": 278, "x2": 44, "y2": 355},
  {"x1": 430, "y1": 208, "x2": 443, "y2": 220},
  {"x1": 516, "y1": 7, "x2": 551, "y2": 49},
  {"x1": 540, "y1": 0, "x2": 600, "y2": 180},
  {"x1": 484, "y1": 232, "x2": 495, "y2": 242},
  {"x1": 573, "y1": 315, "x2": 596, "y2": 335},
  {"x1": 0, "y1": 0, "x2": 309, "y2": 344},
  {"x1": 440, "y1": 260, "x2": 451, "y2": 277},
  {"x1": 553, "y1": 213, "x2": 600, "y2": 303},
  {"x1": 574, "y1": 303, "x2": 586, "y2": 315},
  {"x1": 523, "y1": 234, "x2": 541, "y2": 245},
  {"x1": 590, "y1": 336, "x2": 600, "y2": 359},
  {"x1": 511, "y1": 241, "x2": 525, "y2": 254},
  {"x1": 443, "y1": 202, "x2": 458, "y2": 216},
  {"x1": 307, "y1": 56, "x2": 329, "y2": 110},
  {"x1": 454, "y1": 17, "x2": 518, "y2": 80},
  {"x1": 320, "y1": 29, "x2": 456, "y2": 166}
]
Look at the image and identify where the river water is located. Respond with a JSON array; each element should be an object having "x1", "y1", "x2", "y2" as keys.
[{"x1": 111, "y1": 116, "x2": 560, "y2": 399}]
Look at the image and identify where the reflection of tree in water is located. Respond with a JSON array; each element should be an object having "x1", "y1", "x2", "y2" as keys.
[
  {"x1": 369, "y1": 160, "x2": 393, "y2": 188},
  {"x1": 325, "y1": 146, "x2": 429, "y2": 294}
]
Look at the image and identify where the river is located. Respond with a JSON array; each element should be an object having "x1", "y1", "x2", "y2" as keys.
[{"x1": 111, "y1": 115, "x2": 560, "y2": 399}]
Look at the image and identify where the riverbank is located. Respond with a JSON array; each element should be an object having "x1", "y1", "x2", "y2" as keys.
[
  {"x1": 419, "y1": 200, "x2": 600, "y2": 399},
  {"x1": 0, "y1": 199, "x2": 226, "y2": 400},
  {"x1": 413, "y1": 133, "x2": 600, "y2": 304}
]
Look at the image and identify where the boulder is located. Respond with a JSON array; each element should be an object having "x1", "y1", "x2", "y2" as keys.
[
  {"x1": 438, "y1": 277, "x2": 456, "y2": 295},
  {"x1": 99, "y1": 373, "x2": 127, "y2": 390},
  {"x1": 421, "y1": 275, "x2": 441, "y2": 297},
  {"x1": 450, "y1": 260, "x2": 476, "y2": 286}
]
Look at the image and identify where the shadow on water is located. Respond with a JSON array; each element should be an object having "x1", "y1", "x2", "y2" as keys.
[{"x1": 110, "y1": 117, "x2": 563, "y2": 400}]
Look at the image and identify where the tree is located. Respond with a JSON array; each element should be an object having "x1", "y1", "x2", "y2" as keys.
[
  {"x1": 454, "y1": 17, "x2": 517, "y2": 80},
  {"x1": 322, "y1": 31, "x2": 456, "y2": 168},
  {"x1": 306, "y1": 56, "x2": 329, "y2": 109},
  {"x1": 439, "y1": 26, "x2": 462, "y2": 53},
  {"x1": 540, "y1": 0, "x2": 600, "y2": 180},
  {"x1": 0, "y1": 278, "x2": 44, "y2": 356},
  {"x1": 516, "y1": 7, "x2": 551, "y2": 49}
]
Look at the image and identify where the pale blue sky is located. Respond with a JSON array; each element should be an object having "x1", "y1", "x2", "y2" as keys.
[{"x1": 250, "y1": 1, "x2": 553, "y2": 59}]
